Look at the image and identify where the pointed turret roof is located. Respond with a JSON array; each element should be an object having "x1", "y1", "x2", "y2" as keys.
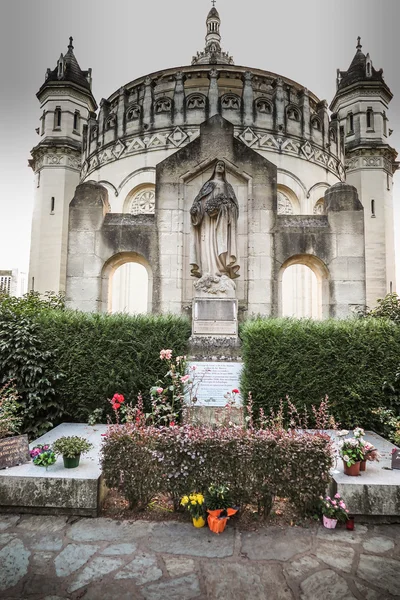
[
  {"x1": 337, "y1": 37, "x2": 385, "y2": 90},
  {"x1": 192, "y1": 2, "x2": 234, "y2": 66},
  {"x1": 38, "y1": 37, "x2": 95, "y2": 100}
]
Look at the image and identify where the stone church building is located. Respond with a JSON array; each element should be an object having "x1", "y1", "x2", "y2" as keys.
[{"x1": 28, "y1": 5, "x2": 398, "y2": 319}]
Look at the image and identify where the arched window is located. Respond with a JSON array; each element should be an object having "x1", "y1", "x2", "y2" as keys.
[
  {"x1": 111, "y1": 262, "x2": 149, "y2": 315},
  {"x1": 127, "y1": 187, "x2": 156, "y2": 215},
  {"x1": 279, "y1": 255, "x2": 329, "y2": 320},
  {"x1": 73, "y1": 111, "x2": 80, "y2": 132},
  {"x1": 366, "y1": 108, "x2": 373, "y2": 130},
  {"x1": 277, "y1": 186, "x2": 301, "y2": 215},
  {"x1": 371, "y1": 199, "x2": 376, "y2": 218},
  {"x1": 313, "y1": 199, "x2": 325, "y2": 215},
  {"x1": 54, "y1": 107, "x2": 62, "y2": 129}
]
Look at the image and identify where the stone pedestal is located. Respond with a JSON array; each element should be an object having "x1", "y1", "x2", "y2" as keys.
[{"x1": 192, "y1": 297, "x2": 238, "y2": 338}]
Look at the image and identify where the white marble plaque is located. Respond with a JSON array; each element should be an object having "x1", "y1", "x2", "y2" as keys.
[{"x1": 188, "y1": 362, "x2": 242, "y2": 407}]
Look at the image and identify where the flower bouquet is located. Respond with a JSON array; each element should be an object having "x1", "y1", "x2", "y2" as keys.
[
  {"x1": 320, "y1": 493, "x2": 349, "y2": 529},
  {"x1": 339, "y1": 438, "x2": 365, "y2": 476},
  {"x1": 30, "y1": 444, "x2": 56, "y2": 469},
  {"x1": 181, "y1": 493, "x2": 206, "y2": 528}
]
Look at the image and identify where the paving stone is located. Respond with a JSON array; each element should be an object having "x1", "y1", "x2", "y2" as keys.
[
  {"x1": 68, "y1": 556, "x2": 125, "y2": 592},
  {"x1": 284, "y1": 556, "x2": 321, "y2": 582},
  {"x1": 54, "y1": 543, "x2": 99, "y2": 577},
  {"x1": 0, "y1": 539, "x2": 30, "y2": 592},
  {"x1": 203, "y1": 561, "x2": 293, "y2": 600},
  {"x1": 141, "y1": 574, "x2": 201, "y2": 600},
  {"x1": 300, "y1": 569, "x2": 356, "y2": 600},
  {"x1": 22, "y1": 575, "x2": 61, "y2": 596},
  {"x1": 147, "y1": 522, "x2": 234, "y2": 558},
  {"x1": 315, "y1": 540, "x2": 355, "y2": 573},
  {"x1": 362, "y1": 536, "x2": 395, "y2": 554},
  {"x1": 355, "y1": 581, "x2": 392, "y2": 600},
  {"x1": 31, "y1": 535, "x2": 63, "y2": 552},
  {"x1": 115, "y1": 552, "x2": 163, "y2": 585},
  {"x1": 357, "y1": 554, "x2": 400, "y2": 596},
  {"x1": 16, "y1": 515, "x2": 67, "y2": 533},
  {"x1": 68, "y1": 518, "x2": 153, "y2": 542},
  {"x1": 241, "y1": 527, "x2": 311, "y2": 561},
  {"x1": 316, "y1": 524, "x2": 368, "y2": 544},
  {"x1": 0, "y1": 515, "x2": 20, "y2": 531},
  {"x1": 100, "y1": 542, "x2": 137, "y2": 555},
  {"x1": 79, "y1": 580, "x2": 142, "y2": 600},
  {"x1": 42, "y1": 597, "x2": 68, "y2": 600},
  {"x1": 0, "y1": 533, "x2": 16, "y2": 546},
  {"x1": 31, "y1": 551, "x2": 56, "y2": 576},
  {"x1": 163, "y1": 556, "x2": 196, "y2": 578}
]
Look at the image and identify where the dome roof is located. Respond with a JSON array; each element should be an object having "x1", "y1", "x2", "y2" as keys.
[{"x1": 207, "y1": 7, "x2": 220, "y2": 19}]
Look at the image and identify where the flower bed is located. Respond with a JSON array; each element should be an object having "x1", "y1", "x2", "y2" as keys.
[{"x1": 101, "y1": 423, "x2": 333, "y2": 515}]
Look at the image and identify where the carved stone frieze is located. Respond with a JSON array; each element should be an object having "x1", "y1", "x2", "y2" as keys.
[{"x1": 30, "y1": 146, "x2": 81, "y2": 172}]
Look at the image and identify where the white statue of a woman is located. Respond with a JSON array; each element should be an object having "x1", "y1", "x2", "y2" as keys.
[{"x1": 190, "y1": 161, "x2": 240, "y2": 286}]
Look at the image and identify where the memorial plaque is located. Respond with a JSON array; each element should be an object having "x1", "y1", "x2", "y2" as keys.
[
  {"x1": 0, "y1": 435, "x2": 30, "y2": 470},
  {"x1": 392, "y1": 448, "x2": 400, "y2": 470},
  {"x1": 188, "y1": 362, "x2": 242, "y2": 407}
]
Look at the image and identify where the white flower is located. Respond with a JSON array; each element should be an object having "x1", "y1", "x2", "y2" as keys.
[{"x1": 343, "y1": 455, "x2": 350, "y2": 462}]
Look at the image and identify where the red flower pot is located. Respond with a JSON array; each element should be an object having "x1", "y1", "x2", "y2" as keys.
[
  {"x1": 360, "y1": 460, "x2": 366, "y2": 472},
  {"x1": 343, "y1": 460, "x2": 361, "y2": 476}
]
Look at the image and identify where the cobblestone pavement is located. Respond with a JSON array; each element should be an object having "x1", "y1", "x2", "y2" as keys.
[{"x1": 0, "y1": 515, "x2": 399, "y2": 599}]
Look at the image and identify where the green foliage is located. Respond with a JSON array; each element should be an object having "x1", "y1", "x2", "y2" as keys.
[
  {"x1": 205, "y1": 484, "x2": 233, "y2": 510},
  {"x1": 0, "y1": 381, "x2": 22, "y2": 439},
  {"x1": 52, "y1": 436, "x2": 93, "y2": 458},
  {"x1": 240, "y1": 318, "x2": 400, "y2": 429},
  {"x1": 365, "y1": 293, "x2": 400, "y2": 323},
  {"x1": 30, "y1": 445, "x2": 57, "y2": 468},
  {"x1": 0, "y1": 294, "x2": 62, "y2": 438}
]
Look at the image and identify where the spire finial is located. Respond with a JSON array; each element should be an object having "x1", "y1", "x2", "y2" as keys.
[
  {"x1": 356, "y1": 36, "x2": 362, "y2": 51},
  {"x1": 68, "y1": 36, "x2": 74, "y2": 51},
  {"x1": 211, "y1": 0, "x2": 216, "y2": 6}
]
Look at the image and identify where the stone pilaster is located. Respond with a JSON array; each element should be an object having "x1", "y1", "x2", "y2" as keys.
[
  {"x1": 274, "y1": 78, "x2": 285, "y2": 132},
  {"x1": 173, "y1": 72, "x2": 185, "y2": 126},
  {"x1": 242, "y1": 72, "x2": 254, "y2": 127},
  {"x1": 300, "y1": 88, "x2": 311, "y2": 140},
  {"x1": 117, "y1": 87, "x2": 127, "y2": 138},
  {"x1": 143, "y1": 76, "x2": 153, "y2": 128},
  {"x1": 208, "y1": 69, "x2": 219, "y2": 118}
]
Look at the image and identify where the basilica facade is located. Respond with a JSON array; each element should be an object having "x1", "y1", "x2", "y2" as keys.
[{"x1": 28, "y1": 5, "x2": 398, "y2": 318}]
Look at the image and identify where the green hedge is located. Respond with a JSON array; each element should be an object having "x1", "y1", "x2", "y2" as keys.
[
  {"x1": 38, "y1": 311, "x2": 191, "y2": 423},
  {"x1": 240, "y1": 318, "x2": 400, "y2": 428}
]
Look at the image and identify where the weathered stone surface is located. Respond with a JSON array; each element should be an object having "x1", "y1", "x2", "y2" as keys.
[
  {"x1": 22, "y1": 574, "x2": 61, "y2": 596},
  {"x1": 16, "y1": 515, "x2": 67, "y2": 533},
  {"x1": 316, "y1": 524, "x2": 368, "y2": 544},
  {"x1": 357, "y1": 554, "x2": 400, "y2": 596},
  {"x1": 78, "y1": 581, "x2": 141, "y2": 600},
  {"x1": 0, "y1": 435, "x2": 30, "y2": 469},
  {"x1": 141, "y1": 574, "x2": 201, "y2": 600},
  {"x1": 0, "y1": 533, "x2": 16, "y2": 546},
  {"x1": 163, "y1": 556, "x2": 196, "y2": 578},
  {"x1": 147, "y1": 522, "x2": 234, "y2": 558},
  {"x1": 0, "y1": 539, "x2": 30, "y2": 592},
  {"x1": 100, "y1": 542, "x2": 137, "y2": 555},
  {"x1": 54, "y1": 543, "x2": 99, "y2": 577},
  {"x1": 300, "y1": 569, "x2": 356, "y2": 600},
  {"x1": 315, "y1": 540, "x2": 355, "y2": 573},
  {"x1": 241, "y1": 527, "x2": 311, "y2": 561},
  {"x1": 115, "y1": 552, "x2": 163, "y2": 585},
  {"x1": 68, "y1": 556, "x2": 125, "y2": 592},
  {"x1": 69, "y1": 518, "x2": 153, "y2": 542},
  {"x1": 284, "y1": 556, "x2": 321, "y2": 581},
  {"x1": 203, "y1": 562, "x2": 293, "y2": 600},
  {"x1": 31, "y1": 535, "x2": 63, "y2": 551},
  {"x1": 31, "y1": 551, "x2": 56, "y2": 575},
  {"x1": 355, "y1": 581, "x2": 391, "y2": 600},
  {"x1": 362, "y1": 535, "x2": 395, "y2": 553},
  {"x1": 0, "y1": 515, "x2": 19, "y2": 530}
]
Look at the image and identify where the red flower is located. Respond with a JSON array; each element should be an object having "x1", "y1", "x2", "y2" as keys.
[
  {"x1": 113, "y1": 393, "x2": 125, "y2": 403},
  {"x1": 113, "y1": 403, "x2": 121, "y2": 410},
  {"x1": 170, "y1": 421, "x2": 175, "y2": 426},
  {"x1": 232, "y1": 389, "x2": 240, "y2": 394}
]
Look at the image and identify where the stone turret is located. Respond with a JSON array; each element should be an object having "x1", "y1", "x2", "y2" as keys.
[{"x1": 192, "y1": 3, "x2": 234, "y2": 65}]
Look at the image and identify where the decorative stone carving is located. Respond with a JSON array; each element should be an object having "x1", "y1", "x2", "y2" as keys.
[
  {"x1": 313, "y1": 199, "x2": 326, "y2": 215},
  {"x1": 105, "y1": 115, "x2": 116, "y2": 130},
  {"x1": 277, "y1": 191, "x2": 294, "y2": 215},
  {"x1": 221, "y1": 94, "x2": 240, "y2": 110},
  {"x1": 193, "y1": 274, "x2": 236, "y2": 297},
  {"x1": 126, "y1": 104, "x2": 141, "y2": 121},
  {"x1": 155, "y1": 98, "x2": 172, "y2": 113},
  {"x1": 187, "y1": 94, "x2": 206, "y2": 109},
  {"x1": 287, "y1": 107, "x2": 301, "y2": 121},
  {"x1": 129, "y1": 188, "x2": 155, "y2": 215},
  {"x1": 190, "y1": 160, "x2": 240, "y2": 290},
  {"x1": 255, "y1": 98, "x2": 272, "y2": 113},
  {"x1": 311, "y1": 116, "x2": 321, "y2": 130}
]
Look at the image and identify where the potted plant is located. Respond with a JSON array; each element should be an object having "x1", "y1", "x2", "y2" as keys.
[
  {"x1": 180, "y1": 493, "x2": 206, "y2": 528},
  {"x1": 320, "y1": 493, "x2": 349, "y2": 529},
  {"x1": 339, "y1": 438, "x2": 364, "y2": 476},
  {"x1": 205, "y1": 484, "x2": 238, "y2": 534},
  {"x1": 353, "y1": 428, "x2": 380, "y2": 471},
  {"x1": 52, "y1": 436, "x2": 93, "y2": 469},
  {"x1": 30, "y1": 444, "x2": 56, "y2": 469}
]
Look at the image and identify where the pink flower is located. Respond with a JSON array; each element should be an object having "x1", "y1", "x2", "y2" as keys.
[
  {"x1": 156, "y1": 387, "x2": 163, "y2": 394},
  {"x1": 160, "y1": 349, "x2": 172, "y2": 360},
  {"x1": 180, "y1": 375, "x2": 190, "y2": 383},
  {"x1": 232, "y1": 389, "x2": 240, "y2": 394},
  {"x1": 334, "y1": 493, "x2": 340, "y2": 499},
  {"x1": 332, "y1": 500, "x2": 337, "y2": 506}
]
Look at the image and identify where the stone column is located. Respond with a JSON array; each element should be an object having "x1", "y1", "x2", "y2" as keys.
[
  {"x1": 318, "y1": 100, "x2": 330, "y2": 149},
  {"x1": 242, "y1": 71, "x2": 254, "y2": 127},
  {"x1": 300, "y1": 88, "x2": 311, "y2": 140},
  {"x1": 143, "y1": 76, "x2": 153, "y2": 129},
  {"x1": 173, "y1": 71, "x2": 185, "y2": 126},
  {"x1": 117, "y1": 87, "x2": 126, "y2": 138},
  {"x1": 208, "y1": 69, "x2": 219, "y2": 118},
  {"x1": 274, "y1": 78, "x2": 285, "y2": 132},
  {"x1": 98, "y1": 99, "x2": 109, "y2": 145}
]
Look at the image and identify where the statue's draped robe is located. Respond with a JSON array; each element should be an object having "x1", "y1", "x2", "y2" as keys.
[{"x1": 190, "y1": 179, "x2": 240, "y2": 279}]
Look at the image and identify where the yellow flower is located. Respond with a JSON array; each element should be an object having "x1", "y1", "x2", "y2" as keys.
[
  {"x1": 191, "y1": 500, "x2": 196, "y2": 505},
  {"x1": 180, "y1": 496, "x2": 189, "y2": 506}
]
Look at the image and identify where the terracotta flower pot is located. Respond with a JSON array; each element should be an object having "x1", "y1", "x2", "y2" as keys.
[
  {"x1": 360, "y1": 460, "x2": 366, "y2": 472},
  {"x1": 192, "y1": 516, "x2": 205, "y2": 528},
  {"x1": 343, "y1": 460, "x2": 361, "y2": 476},
  {"x1": 323, "y1": 515, "x2": 337, "y2": 529}
]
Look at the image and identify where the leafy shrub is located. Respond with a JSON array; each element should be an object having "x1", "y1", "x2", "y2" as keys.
[
  {"x1": 364, "y1": 293, "x2": 400, "y2": 323},
  {"x1": 101, "y1": 422, "x2": 333, "y2": 516},
  {"x1": 0, "y1": 381, "x2": 22, "y2": 439},
  {"x1": 52, "y1": 436, "x2": 93, "y2": 458},
  {"x1": 240, "y1": 318, "x2": 400, "y2": 428}
]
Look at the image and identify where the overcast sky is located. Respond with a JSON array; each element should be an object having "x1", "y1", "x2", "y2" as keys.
[{"x1": 1, "y1": 0, "x2": 399, "y2": 279}]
